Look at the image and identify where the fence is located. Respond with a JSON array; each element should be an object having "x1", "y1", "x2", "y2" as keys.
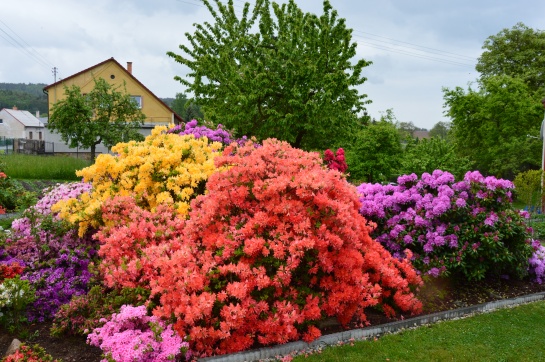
[{"x1": 0, "y1": 137, "x2": 54, "y2": 155}]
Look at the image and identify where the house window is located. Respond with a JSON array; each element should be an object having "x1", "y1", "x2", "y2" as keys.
[
  {"x1": 29, "y1": 132, "x2": 33, "y2": 140},
  {"x1": 0, "y1": 118, "x2": 3, "y2": 124},
  {"x1": 39, "y1": 132, "x2": 42, "y2": 140},
  {"x1": 131, "y1": 96, "x2": 143, "y2": 109}
]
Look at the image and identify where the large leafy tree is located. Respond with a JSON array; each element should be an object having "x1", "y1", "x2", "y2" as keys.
[
  {"x1": 168, "y1": 0, "x2": 371, "y2": 150},
  {"x1": 48, "y1": 78, "x2": 145, "y2": 161},
  {"x1": 476, "y1": 22, "x2": 545, "y2": 93},
  {"x1": 443, "y1": 23, "x2": 545, "y2": 179},
  {"x1": 443, "y1": 75, "x2": 542, "y2": 178}
]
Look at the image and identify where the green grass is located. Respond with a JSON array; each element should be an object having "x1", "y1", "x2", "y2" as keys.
[
  {"x1": 0, "y1": 154, "x2": 91, "y2": 180},
  {"x1": 294, "y1": 301, "x2": 545, "y2": 362}
]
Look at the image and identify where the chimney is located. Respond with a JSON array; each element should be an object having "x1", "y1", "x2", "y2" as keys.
[
  {"x1": 36, "y1": 110, "x2": 40, "y2": 118},
  {"x1": 127, "y1": 62, "x2": 133, "y2": 74},
  {"x1": 12, "y1": 106, "x2": 18, "y2": 110}
]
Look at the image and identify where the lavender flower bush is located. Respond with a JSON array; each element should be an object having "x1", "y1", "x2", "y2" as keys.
[
  {"x1": 87, "y1": 304, "x2": 191, "y2": 362},
  {"x1": 2, "y1": 182, "x2": 99, "y2": 321},
  {"x1": 357, "y1": 170, "x2": 535, "y2": 281}
]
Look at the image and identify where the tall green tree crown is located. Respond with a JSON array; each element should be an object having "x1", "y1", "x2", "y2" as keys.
[{"x1": 168, "y1": 0, "x2": 371, "y2": 150}]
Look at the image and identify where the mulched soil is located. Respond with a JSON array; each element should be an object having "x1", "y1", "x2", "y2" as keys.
[{"x1": 1, "y1": 275, "x2": 544, "y2": 361}]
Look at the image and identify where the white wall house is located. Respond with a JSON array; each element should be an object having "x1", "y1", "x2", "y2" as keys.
[{"x1": 0, "y1": 107, "x2": 45, "y2": 140}]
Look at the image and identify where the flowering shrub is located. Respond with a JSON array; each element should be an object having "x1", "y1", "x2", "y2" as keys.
[
  {"x1": 53, "y1": 126, "x2": 222, "y2": 235},
  {"x1": 105, "y1": 139, "x2": 420, "y2": 357},
  {"x1": 323, "y1": 148, "x2": 348, "y2": 173},
  {"x1": 168, "y1": 119, "x2": 235, "y2": 145},
  {"x1": 357, "y1": 170, "x2": 534, "y2": 281},
  {"x1": 0, "y1": 172, "x2": 35, "y2": 213},
  {"x1": 95, "y1": 196, "x2": 186, "y2": 290},
  {"x1": 0, "y1": 276, "x2": 35, "y2": 331},
  {"x1": 2, "y1": 182, "x2": 98, "y2": 321},
  {"x1": 1, "y1": 344, "x2": 60, "y2": 362},
  {"x1": 51, "y1": 285, "x2": 150, "y2": 337},
  {"x1": 0, "y1": 261, "x2": 24, "y2": 283},
  {"x1": 87, "y1": 304, "x2": 191, "y2": 362},
  {"x1": 529, "y1": 240, "x2": 545, "y2": 284}
]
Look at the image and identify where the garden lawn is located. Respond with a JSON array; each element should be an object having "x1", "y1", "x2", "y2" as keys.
[
  {"x1": 1, "y1": 154, "x2": 90, "y2": 180},
  {"x1": 294, "y1": 301, "x2": 545, "y2": 362}
]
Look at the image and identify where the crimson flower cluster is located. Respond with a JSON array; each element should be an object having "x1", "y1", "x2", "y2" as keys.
[{"x1": 323, "y1": 148, "x2": 348, "y2": 173}]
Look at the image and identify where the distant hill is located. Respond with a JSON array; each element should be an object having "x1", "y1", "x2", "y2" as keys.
[
  {"x1": 0, "y1": 83, "x2": 48, "y2": 116},
  {"x1": 161, "y1": 97, "x2": 175, "y2": 107}
]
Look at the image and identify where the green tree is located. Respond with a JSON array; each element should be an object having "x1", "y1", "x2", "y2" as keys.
[
  {"x1": 168, "y1": 0, "x2": 371, "y2": 150},
  {"x1": 345, "y1": 120, "x2": 402, "y2": 184},
  {"x1": 429, "y1": 121, "x2": 451, "y2": 139},
  {"x1": 443, "y1": 75, "x2": 543, "y2": 178},
  {"x1": 396, "y1": 121, "x2": 416, "y2": 142},
  {"x1": 48, "y1": 78, "x2": 145, "y2": 161},
  {"x1": 399, "y1": 137, "x2": 473, "y2": 180},
  {"x1": 476, "y1": 22, "x2": 545, "y2": 93},
  {"x1": 170, "y1": 93, "x2": 204, "y2": 121}
]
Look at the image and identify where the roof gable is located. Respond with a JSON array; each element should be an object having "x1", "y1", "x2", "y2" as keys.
[
  {"x1": 0, "y1": 108, "x2": 44, "y2": 127},
  {"x1": 44, "y1": 57, "x2": 183, "y2": 124}
]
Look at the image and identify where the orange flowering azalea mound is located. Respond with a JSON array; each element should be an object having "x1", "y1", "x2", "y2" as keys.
[{"x1": 96, "y1": 139, "x2": 422, "y2": 358}]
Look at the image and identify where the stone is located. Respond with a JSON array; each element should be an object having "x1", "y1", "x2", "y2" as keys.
[{"x1": 5, "y1": 338, "x2": 21, "y2": 357}]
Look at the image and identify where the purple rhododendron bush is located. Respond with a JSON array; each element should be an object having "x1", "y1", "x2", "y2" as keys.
[
  {"x1": 1, "y1": 182, "x2": 98, "y2": 322},
  {"x1": 357, "y1": 170, "x2": 542, "y2": 282}
]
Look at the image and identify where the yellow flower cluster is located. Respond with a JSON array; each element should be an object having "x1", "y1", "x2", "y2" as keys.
[{"x1": 53, "y1": 126, "x2": 223, "y2": 235}]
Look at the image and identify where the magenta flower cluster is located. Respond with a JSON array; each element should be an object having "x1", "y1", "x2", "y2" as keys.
[
  {"x1": 357, "y1": 170, "x2": 534, "y2": 281},
  {"x1": 2, "y1": 182, "x2": 99, "y2": 321},
  {"x1": 324, "y1": 148, "x2": 348, "y2": 173},
  {"x1": 87, "y1": 305, "x2": 191, "y2": 362}
]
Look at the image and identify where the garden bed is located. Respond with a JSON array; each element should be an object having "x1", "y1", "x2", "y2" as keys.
[{"x1": 1, "y1": 275, "x2": 544, "y2": 362}]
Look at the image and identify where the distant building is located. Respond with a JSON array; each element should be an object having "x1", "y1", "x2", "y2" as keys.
[
  {"x1": 43, "y1": 57, "x2": 183, "y2": 127},
  {"x1": 413, "y1": 130, "x2": 430, "y2": 140},
  {"x1": 40, "y1": 57, "x2": 185, "y2": 158},
  {"x1": 0, "y1": 106, "x2": 45, "y2": 140}
]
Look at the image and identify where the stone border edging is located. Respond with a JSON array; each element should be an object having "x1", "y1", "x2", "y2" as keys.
[{"x1": 198, "y1": 291, "x2": 545, "y2": 362}]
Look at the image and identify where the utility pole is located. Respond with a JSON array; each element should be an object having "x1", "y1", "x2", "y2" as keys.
[
  {"x1": 530, "y1": 97, "x2": 545, "y2": 214},
  {"x1": 52, "y1": 67, "x2": 58, "y2": 103}
]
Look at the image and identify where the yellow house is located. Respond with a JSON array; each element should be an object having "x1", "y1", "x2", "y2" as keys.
[{"x1": 43, "y1": 57, "x2": 183, "y2": 127}]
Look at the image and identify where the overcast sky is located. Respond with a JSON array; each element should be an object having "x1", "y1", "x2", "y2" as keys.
[{"x1": 1, "y1": 0, "x2": 544, "y2": 130}]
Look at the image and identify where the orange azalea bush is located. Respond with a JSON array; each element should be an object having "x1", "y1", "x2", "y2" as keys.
[
  {"x1": 53, "y1": 126, "x2": 222, "y2": 235},
  {"x1": 96, "y1": 139, "x2": 422, "y2": 357}
]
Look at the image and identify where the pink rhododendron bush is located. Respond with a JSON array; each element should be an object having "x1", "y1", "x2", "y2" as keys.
[
  {"x1": 356, "y1": 170, "x2": 537, "y2": 281},
  {"x1": 94, "y1": 138, "x2": 422, "y2": 357}
]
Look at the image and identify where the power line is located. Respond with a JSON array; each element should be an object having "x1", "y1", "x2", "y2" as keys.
[
  {"x1": 352, "y1": 30, "x2": 476, "y2": 62},
  {"x1": 356, "y1": 40, "x2": 475, "y2": 67},
  {"x1": 0, "y1": 17, "x2": 54, "y2": 70}
]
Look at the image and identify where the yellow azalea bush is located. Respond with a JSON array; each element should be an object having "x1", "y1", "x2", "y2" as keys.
[{"x1": 53, "y1": 126, "x2": 223, "y2": 235}]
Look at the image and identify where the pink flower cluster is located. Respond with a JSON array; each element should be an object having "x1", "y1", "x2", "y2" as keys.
[{"x1": 87, "y1": 305, "x2": 191, "y2": 362}]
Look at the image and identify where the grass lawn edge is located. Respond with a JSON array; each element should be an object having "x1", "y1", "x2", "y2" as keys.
[{"x1": 198, "y1": 291, "x2": 545, "y2": 362}]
